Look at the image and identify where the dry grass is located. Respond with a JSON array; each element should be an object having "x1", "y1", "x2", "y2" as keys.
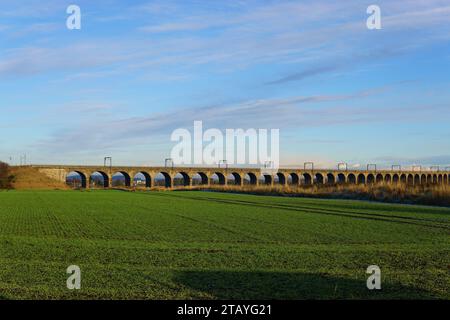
[{"x1": 186, "y1": 183, "x2": 450, "y2": 207}]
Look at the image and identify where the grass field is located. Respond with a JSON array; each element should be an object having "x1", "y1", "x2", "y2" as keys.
[{"x1": 0, "y1": 190, "x2": 449, "y2": 299}]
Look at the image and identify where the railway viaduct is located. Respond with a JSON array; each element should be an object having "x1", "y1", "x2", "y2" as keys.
[{"x1": 31, "y1": 165, "x2": 450, "y2": 189}]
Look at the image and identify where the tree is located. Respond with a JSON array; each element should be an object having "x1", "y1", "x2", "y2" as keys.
[{"x1": 0, "y1": 161, "x2": 13, "y2": 189}]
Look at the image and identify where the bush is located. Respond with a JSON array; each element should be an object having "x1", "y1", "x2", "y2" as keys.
[{"x1": 0, "y1": 161, "x2": 13, "y2": 189}]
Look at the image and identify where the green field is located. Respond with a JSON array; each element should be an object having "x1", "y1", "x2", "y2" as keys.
[{"x1": 0, "y1": 190, "x2": 449, "y2": 299}]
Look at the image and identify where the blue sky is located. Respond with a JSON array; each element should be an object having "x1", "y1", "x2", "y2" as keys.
[{"x1": 0, "y1": 0, "x2": 450, "y2": 168}]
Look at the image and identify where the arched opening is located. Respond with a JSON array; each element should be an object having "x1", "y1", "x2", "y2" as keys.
[
  {"x1": 287, "y1": 173, "x2": 299, "y2": 186},
  {"x1": 438, "y1": 174, "x2": 443, "y2": 184},
  {"x1": 90, "y1": 171, "x2": 109, "y2": 188},
  {"x1": 314, "y1": 173, "x2": 324, "y2": 185},
  {"x1": 326, "y1": 173, "x2": 335, "y2": 185},
  {"x1": 274, "y1": 173, "x2": 286, "y2": 185},
  {"x1": 367, "y1": 174, "x2": 375, "y2": 184},
  {"x1": 337, "y1": 173, "x2": 346, "y2": 184},
  {"x1": 192, "y1": 172, "x2": 208, "y2": 186},
  {"x1": 376, "y1": 174, "x2": 383, "y2": 184},
  {"x1": 154, "y1": 172, "x2": 172, "y2": 188},
  {"x1": 432, "y1": 175, "x2": 437, "y2": 184},
  {"x1": 112, "y1": 171, "x2": 131, "y2": 187},
  {"x1": 427, "y1": 174, "x2": 432, "y2": 184},
  {"x1": 210, "y1": 172, "x2": 226, "y2": 185},
  {"x1": 173, "y1": 172, "x2": 190, "y2": 187},
  {"x1": 302, "y1": 173, "x2": 312, "y2": 185},
  {"x1": 384, "y1": 174, "x2": 391, "y2": 184},
  {"x1": 244, "y1": 173, "x2": 257, "y2": 185},
  {"x1": 414, "y1": 174, "x2": 420, "y2": 186},
  {"x1": 420, "y1": 174, "x2": 426, "y2": 186},
  {"x1": 134, "y1": 172, "x2": 151, "y2": 188},
  {"x1": 393, "y1": 174, "x2": 399, "y2": 184},
  {"x1": 444, "y1": 175, "x2": 448, "y2": 185},
  {"x1": 400, "y1": 174, "x2": 407, "y2": 184},
  {"x1": 407, "y1": 174, "x2": 414, "y2": 186},
  {"x1": 259, "y1": 174, "x2": 272, "y2": 185},
  {"x1": 66, "y1": 171, "x2": 87, "y2": 188},
  {"x1": 347, "y1": 174, "x2": 356, "y2": 184},
  {"x1": 357, "y1": 174, "x2": 366, "y2": 184},
  {"x1": 227, "y1": 173, "x2": 242, "y2": 186}
]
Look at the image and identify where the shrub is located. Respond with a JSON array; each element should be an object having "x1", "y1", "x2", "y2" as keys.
[{"x1": 0, "y1": 161, "x2": 13, "y2": 189}]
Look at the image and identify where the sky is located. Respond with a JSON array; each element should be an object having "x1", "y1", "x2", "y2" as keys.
[{"x1": 0, "y1": 0, "x2": 450, "y2": 169}]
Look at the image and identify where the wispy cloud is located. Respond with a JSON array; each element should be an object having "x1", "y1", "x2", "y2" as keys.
[
  {"x1": 374, "y1": 155, "x2": 450, "y2": 168},
  {"x1": 138, "y1": 21, "x2": 215, "y2": 33},
  {"x1": 0, "y1": 42, "x2": 129, "y2": 77},
  {"x1": 2, "y1": 0, "x2": 449, "y2": 80},
  {"x1": 266, "y1": 65, "x2": 341, "y2": 85},
  {"x1": 8, "y1": 22, "x2": 60, "y2": 38},
  {"x1": 0, "y1": 24, "x2": 10, "y2": 32},
  {"x1": 34, "y1": 84, "x2": 441, "y2": 155}
]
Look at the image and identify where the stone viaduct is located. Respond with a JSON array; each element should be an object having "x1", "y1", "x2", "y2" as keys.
[{"x1": 31, "y1": 165, "x2": 450, "y2": 189}]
